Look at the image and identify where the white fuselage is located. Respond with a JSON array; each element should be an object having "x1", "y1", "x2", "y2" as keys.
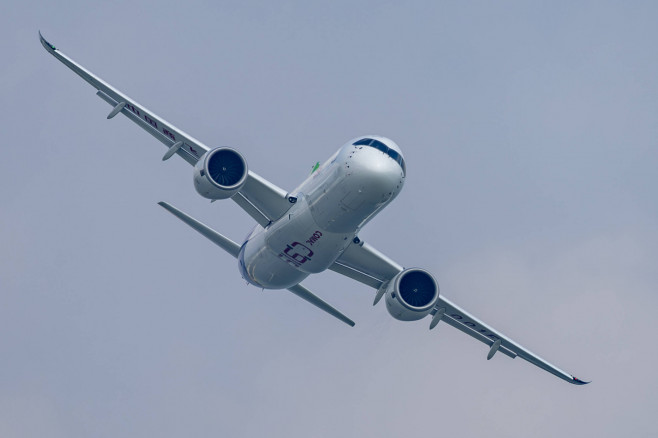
[{"x1": 238, "y1": 136, "x2": 406, "y2": 289}]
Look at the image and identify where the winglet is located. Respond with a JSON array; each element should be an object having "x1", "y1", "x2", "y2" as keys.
[
  {"x1": 39, "y1": 31, "x2": 57, "y2": 53},
  {"x1": 570, "y1": 376, "x2": 590, "y2": 385}
]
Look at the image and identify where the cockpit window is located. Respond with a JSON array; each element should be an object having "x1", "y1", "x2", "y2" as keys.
[{"x1": 352, "y1": 138, "x2": 406, "y2": 175}]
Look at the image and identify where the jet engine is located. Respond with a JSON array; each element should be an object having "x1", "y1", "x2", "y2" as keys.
[
  {"x1": 193, "y1": 147, "x2": 248, "y2": 200},
  {"x1": 385, "y1": 268, "x2": 439, "y2": 321}
]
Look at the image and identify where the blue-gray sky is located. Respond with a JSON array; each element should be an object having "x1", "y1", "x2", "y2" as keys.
[{"x1": 2, "y1": 1, "x2": 657, "y2": 436}]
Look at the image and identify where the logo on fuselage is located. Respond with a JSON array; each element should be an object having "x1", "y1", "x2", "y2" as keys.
[
  {"x1": 305, "y1": 230, "x2": 323, "y2": 247},
  {"x1": 278, "y1": 242, "x2": 314, "y2": 268}
]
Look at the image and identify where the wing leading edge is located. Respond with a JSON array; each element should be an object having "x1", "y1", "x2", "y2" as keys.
[{"x1": 330, "y1": 240, "x2": 589, "y2": 385}]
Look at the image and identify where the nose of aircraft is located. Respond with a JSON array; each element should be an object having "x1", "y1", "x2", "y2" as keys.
[{"x1": 348, "y1": 145, "x2": 405, "y2": 204}]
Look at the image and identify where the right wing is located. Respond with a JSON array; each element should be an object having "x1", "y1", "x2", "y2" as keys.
[
  {"x1": 433, "y1": 296, "x2": 589, "y2": 384},
  {"x1": 329, "y1": 239, "x2": 402, "y2": 289},
  {"x1": 330, "y1": 239, "x2": 589, "y2": 385},
  {"x1": 39, "y1": 32, "x2": 291, "y2": 226}
]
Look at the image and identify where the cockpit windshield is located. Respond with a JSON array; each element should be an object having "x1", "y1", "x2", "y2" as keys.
[{"x1": 353, "y1": 138, "x2": 406, "y2": 175}]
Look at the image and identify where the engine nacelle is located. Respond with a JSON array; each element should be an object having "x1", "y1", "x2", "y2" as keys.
[
  {"x1": 385, "y1": 268, "x2": 439, "y2": 321},
  {"x1": 193, "y1": 147, "x2": 248, "y2": 200}
]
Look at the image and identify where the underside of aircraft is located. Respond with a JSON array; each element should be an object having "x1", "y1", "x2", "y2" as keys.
[{"x1": 39, "y1": 31, "x2": 588, "y2": 385}]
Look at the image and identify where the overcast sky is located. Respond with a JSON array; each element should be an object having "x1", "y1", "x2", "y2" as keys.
[{"x1": 2, "y1": 1, "x2": 657, "y2": 436}]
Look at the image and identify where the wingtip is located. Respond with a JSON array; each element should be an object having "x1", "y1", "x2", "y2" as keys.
[
  {"x1": 39, "y1": 30, "x2": 56, "y2": 52},
  {"x1": 571, "y1": 376, "x2": 590, "y2": 385}
]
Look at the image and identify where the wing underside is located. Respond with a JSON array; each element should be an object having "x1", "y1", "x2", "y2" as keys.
[
  {"x1": 329, "y1": 240, "x2": 403, "y2": 289},
  {"x1": 435, "y1": 296, "x2": 588, "y2": 385},
  {"x1": 330, "y1": 239, "x2": 588, "y2": 385},
  {"x1": 40, "y1": 32, "x2": 292, "y2": 226}
]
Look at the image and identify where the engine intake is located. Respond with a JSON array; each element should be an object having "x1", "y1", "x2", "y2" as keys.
[
  {"x1": 193, "y1": 147, "x2": 248, "y2": 199},
  {"x1": 385, "y1": 268, "x2": 439, "y2": 321}
]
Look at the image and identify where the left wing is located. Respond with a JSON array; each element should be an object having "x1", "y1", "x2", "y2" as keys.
[
  {"x1": 39, "y1": 32, "x2": 291, "y2": 226},
  {"x1": 39, "y1": 31, "x2": 208, "y2": 165},
  {"x1": 330, "y1": 240, "x2": 589, "y2": 385}
]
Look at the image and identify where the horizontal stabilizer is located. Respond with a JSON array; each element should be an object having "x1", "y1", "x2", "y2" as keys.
[
  {"x1": 158, "y1": 202, "x2": 240, "y2": 258},
  {"x1": 287, "y1": 284, "x2": 355, "y2": 327}
]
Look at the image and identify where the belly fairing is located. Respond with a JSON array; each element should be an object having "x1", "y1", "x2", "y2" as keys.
[
  {"x1": 264, "y1": 195, "x2": 354, "y2": 274},
  {"x1": 238, "y1": 228, "x2": 309, "y2": 289},
  {"x1": 237, "y1": 196, "x2": 353, "y2": 288}
]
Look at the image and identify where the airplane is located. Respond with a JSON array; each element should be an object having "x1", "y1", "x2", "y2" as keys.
[{"x1": 39, "y1": 32, "x2": 588, "y2": 385}]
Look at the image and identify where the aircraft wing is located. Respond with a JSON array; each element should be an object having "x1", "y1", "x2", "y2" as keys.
[
  {"x1": 329, "y1": 239, "x2": 402, "y2": 289},
  {"x1": 432, "y1": 296, "x2": 588, "y2": 384},
  {"x1": 39, "y1": 32, "x2": 291, "y2": 226},
  {"x1": 330, "y1": 240, "x2": 589, "y2": 385}
]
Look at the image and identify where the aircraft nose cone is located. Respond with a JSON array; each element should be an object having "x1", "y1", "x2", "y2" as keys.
[
  {"x1": 341, "y1": 146, "x2": 404, "y2": 210},
  {"x1": 357, "y1": 147, "x2": 404, "y2": 191}
]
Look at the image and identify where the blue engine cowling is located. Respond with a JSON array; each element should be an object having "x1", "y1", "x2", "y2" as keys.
[
  {"x1": 193, "y1": 147, "x2": 248, "y2": 200},
  {"x1": 385, "y1": 268, "x2": 440, "y2": 321}
]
